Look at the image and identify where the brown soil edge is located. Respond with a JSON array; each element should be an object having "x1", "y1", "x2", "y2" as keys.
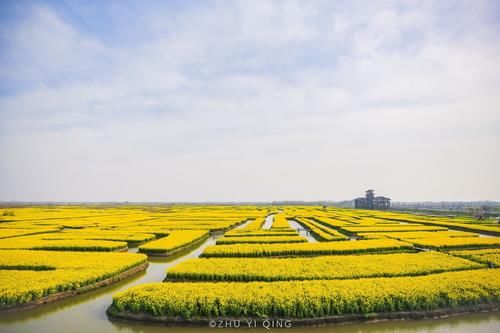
[
  {"x1": 106, "y1": 303, "x2": 499, "y2": 327},
  {"x1": 139, "y1": 234, "x2": 210, "y2": 257},
  {"x1": 0, "y1": 262, "x2": 149, "y2": 314}
]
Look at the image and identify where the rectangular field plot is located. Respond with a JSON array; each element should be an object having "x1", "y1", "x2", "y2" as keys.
[
  {"x1": 411, "y1": 237, "x2": 500, "y2": 250},
  {"x1": 364, "y1": 212, "x2": 500, "y2": 236},
  {"x1": 0, "y1": 235, "x2": 128, "y2": 252},
  {"x1": 223, "y1": 230, "x2": 299, "y2": 237},
  {"x1": 0, "y1": 250, "x2": 147, "y2": 307},
  {"x1": 271, "y1": 213, "x2": 293, "y2": 229},
  {"x1": 167, "y1": 252, "x2": 483, "y2": 281},
  {"x1": 201, "y1": 239, "x2": 413, "y2": 257},
  {"x1": 33, "y1": 230, "x2": 156, "y2": 244},
  {"x1": 448, "y1": 249, "x2": 500, "y2": 266},
  {"x1": 0, "y1": 228, "x2": 61, "y2": 239},
  {"x1": 341, "y1": 225, "x2": 448, "y2": 234},
  {"x1": 111, "y1": 268, "x2": 500, "y2": 319},
  {"x1": 138, "y1": 230, "x2": 209, "y2": 256},
  {"x1": 358, "y1": 231, "x2": 479, "y2": 240},
  {"x1": 216, "y1": 235, "x2": 307, "y2": 244}
]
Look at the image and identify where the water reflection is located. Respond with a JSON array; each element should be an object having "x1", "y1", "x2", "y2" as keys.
[
  {"x1": 108, "y1": 312, "x2": 500, "y2": 333},
  {"x1": 287, "y1": 219, "x2": 318, "y2": 243},
  {"x1": 262, "y1": 215, "x2": 275, "y2": 230}
]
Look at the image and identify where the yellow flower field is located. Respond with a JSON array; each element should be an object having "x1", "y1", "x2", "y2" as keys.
[
  {"x1": 0, "y1": 228, "x2": 61, "y2": 239},
  {"x1": 111, "y1": 269, "x2": 500, "y2": 318},
  {"x1": 167, "y1": 251, "x2": 483, "y2": 281},
  {"x1": 138, "y1": 230, "x2": 209, "y2": 255},
  {"x1": 239, "y1": 217, "x2": 266, "y2": 230},
  {"x1": 0, "y1": 235, "x2": 128, "y2": 252},
  {"x1": 0, "y1": 250, "x2": 147, "y2": 306},
  {"x1": 358, "y1": 230, "x2": 479, "y2": 239},
  {"x1": 223, "y1": 230, "x2": 299, "y2": 237},
  {"x1": 448, "y1": 249, "x2": 500, "y2": 267},
  {"x1": 271, "y1": 213, "x2": 292, "y2": 229},
  {"x1": 411, "y1": 237, "x2": 500, "y2": 249},
  {"x1": 202, "y1": 239, "x2": 414, "y2": 257},
  {"x1": 341, "y1": 225, "x2": 448, "y2": 233},
  {"x1": 38, "y1": 230, "x2": 156, "y2": 244},
  {"x1": 216, "y1": 235, "x2": 307, "y2": 244},
  {"x1": 0, "y1": 204, "x2": 498, "y2": 324}
]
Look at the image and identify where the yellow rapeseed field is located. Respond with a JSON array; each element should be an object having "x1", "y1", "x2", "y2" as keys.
[
  {"x1": 411, "y1": 237, "x2": 500, "y2": 249},
  {"x1": 1, "y1": 204, "x2": 499, "y2": 321},
  {"x1": 138, "y1": 230, "x2": 209, "y2": 255},
  {"x1": 202, "y1": 239, "x2": 413, "y2": 257},
  {"x1": 271, "y1": 213, "x2": 292, "y2": 229},
  {"x1": 111, "y1": 269, "x2": 500, "y2": 318},
  {"x1": 0, "y1": 235, "x2": 128, "y2": 252},
  {"x1": 448, "y1": 249, "x2": 500, "y2": 267},
  {"x1": 0, "y1": 250, "x2": 147, "y2": 306},
  {"x1": 216, "y1": 235, "x2": 307, "y2": 244},
  {"x1": 167, "y1": 251, "x2": 483, "y2": 281}
]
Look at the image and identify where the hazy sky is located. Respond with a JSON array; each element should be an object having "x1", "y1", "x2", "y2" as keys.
[{"x1": 0, "y1": 0, "x2": 499, "y2": 202}]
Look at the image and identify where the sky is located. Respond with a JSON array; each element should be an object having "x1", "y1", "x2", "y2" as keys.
[{"x1": 0, "y1": 0, "x2": 499, "y2": 202}]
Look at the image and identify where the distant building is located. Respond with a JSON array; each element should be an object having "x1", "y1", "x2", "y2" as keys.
[{"x1": 354, "y1": 190, "x2": 391, "y2": 210}]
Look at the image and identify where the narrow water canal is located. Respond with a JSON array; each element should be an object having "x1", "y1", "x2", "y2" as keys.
[
  {"x1": 288, "y1": 219, "x2": 318, "y2": 242},
  {"x1": 261, "y1": 214, "x2": 275, "y2": 229}
]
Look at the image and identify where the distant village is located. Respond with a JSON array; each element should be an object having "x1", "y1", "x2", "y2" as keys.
[{"x1": 354, "y1": 190, "x2": 391, "y2": 210}]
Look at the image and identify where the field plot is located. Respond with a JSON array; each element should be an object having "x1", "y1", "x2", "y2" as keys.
[
  {"x1": 138, "y1": 230, "x2": 210, "y2": 256},
  {"x1": 223, "y1": 230, "x2": 298, "y2": 237},
  {"x1": 202, "y1": 239, "x2": 413, "y2": 257},
  {"x1": 216, "y1": 235, "x2": 307, "y2": 244},
  {"x1": 449, "y1": 249, "x2": 500, "y2": 267},
  {"x1": 411, "y1": 237, "x2": 500, "y2": 250},
  {"x1": 167, "y1": 252, "x2": 484, "y2": 281},
  {"x1": 358, "y1": 230, "x2": 479, "y2": 239},
  {"x1": 0, "y1": 235, "x2": 129, "y2": 252},
  {"x1": 33, "y1": 230, "x2": 156, "y2": 245},
  {"x1": 340, "y1": 225, "x2": 448, "y2": 234},
  {"x1": 0, "y1": 228, "x2": 60, "y2": 239},
  {"x1": 0, "y1": 250, "x2": 147, "y2": 309},
  {"x1": 363, "y1": 212, "x2": 500, "y2": 236},
  {"x1": 111, "y1": 269, "x2": 499, "y2": 319},
  {"x1": 270, "y1": 212, "x2": 294, "y2": 229}
]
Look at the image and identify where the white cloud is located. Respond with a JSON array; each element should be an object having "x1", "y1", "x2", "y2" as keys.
[{"x1": 0, "y1": 1, "x2": 499, "y2": 202}]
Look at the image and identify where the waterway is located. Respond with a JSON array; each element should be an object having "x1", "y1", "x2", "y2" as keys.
[
  {"x1": 261, "y1": 214, "x2": 275, "y2": 229},
  {"x1": 288, "y1": 219, "x2": 318, "y2": 242}
]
